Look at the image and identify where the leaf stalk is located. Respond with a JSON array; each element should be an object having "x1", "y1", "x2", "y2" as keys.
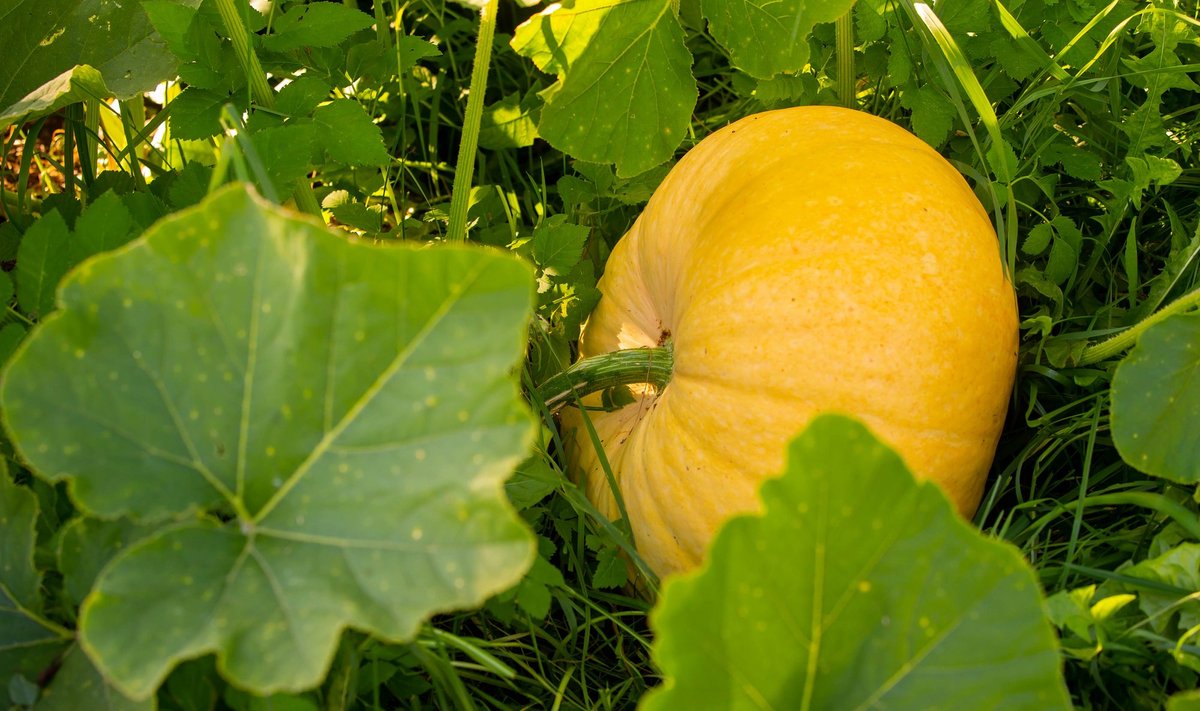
[{"x1": 1078, "y1": 285, "x2": 1200, "y2": 365}]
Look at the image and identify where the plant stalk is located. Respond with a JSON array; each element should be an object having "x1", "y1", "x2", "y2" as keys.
[
  {"x1": 1078, "y1": 285, "x2": 1200, "y2": 365},
  {"x1": 539, "y1": 346, "x2": 674, "y2": 414},
  {"x1": 836, "y1": 10, "x2": 855, "y2": 108},
  {"x1": 447, "y1": 0, "x2": 500, "y2": 241}
]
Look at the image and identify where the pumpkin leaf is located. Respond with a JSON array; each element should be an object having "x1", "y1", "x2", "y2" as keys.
[
  {"x1": 1111, "y1": 312, "x2": 1200, "y2": 483},
  {"x1": 511, "y1": 0, "x2": 696, "y2": 177},
  {"x1": 1, "y1": 184, "x2": 537, "y2": 699},
  {"x1": 701, "y1": 0, "x2": 856, "y2": 79},
  {"x1": 643, "y1": 415, "x2": 1070, "y2": 710},
  {"x1": 0, "y1": 0, "x2": 178, "y2": 128}
]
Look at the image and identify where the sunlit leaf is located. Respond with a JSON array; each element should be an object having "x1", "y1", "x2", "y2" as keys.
[
  {"x1": 701, "y1": 0, "x2": 855, "y2": 79},
  {"x1": 2, "y1": 184, "x2": 537, "y2": 698},
  {"x1": 644, "y1": 415, "x2": 1070, "y2": 710},
  {"x1": 0, "y1": 0, "x2": 178, "y2": 128},
  {"x1": 512, "y1": 0, "x2": 696, "y2": 177}
]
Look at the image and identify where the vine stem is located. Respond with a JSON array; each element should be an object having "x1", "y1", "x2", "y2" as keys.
[
  {"x1": 1038, "y1": 492, "x2": 1200, "y2": 542},
  {"x1": 539, "y1": 346, "x2": 673, "y2": 414},
  {"x1": 836, "y1": 10, "x2": 855, "y2": 108},
  {"x1": 1078, "y1": 285, "x2": 1200, "y2": 365},
  {"x1": 213, "y1": 0, "x2": 321, "y2": 216},
  {"x1": 447, "y1": 0, "x2": 500, "y2": 241}
]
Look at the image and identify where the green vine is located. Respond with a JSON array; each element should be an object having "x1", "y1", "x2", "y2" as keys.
[{"x1": 1078, "y1": 285, "x2": 1200, "y2": 365}]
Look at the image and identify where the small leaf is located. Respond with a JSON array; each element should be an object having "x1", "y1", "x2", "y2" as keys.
[
  {"x1": 1023, "y1": 223, "x2": 1054, "y2": 256},
  {"x1": 275, "y1": 77, "x2": 331, "y2": 118},
  {"x1": 592, "y1": 545, "x2": 628, "y2": 589},
  {"x1": 506, "y1": 456, "x2": 561, "y2": 510},
  {"x1": 702, "y1": 0, "x2": 855, "y2": 79},
  {"x1": 901, "y1": 85, "x2": 956, "y2": 148},
  {"x1": 512, "y1": 0, "x2": 697, "y2": 177},
  {"x1": 1043, "y1": 141, "x2": 1102, "y2": 181},
  {"x1": 643, "y1": 415, "x2": 1071, "y2": 710},
  {"x1": 70, "y1": 191, "x2": 138, "y2": 266},
  {"x1": 322, "y1": 190, "x2": 384, "y2": 233},
  {"x1": 312, "y1": 100, "x2": 390, "y2": 167},
  {"x1": 247, "y1": 123, "x2": 317, "y2": 196},
  {"x1": 16, "y1": 209, "x2": 70, "y2": 318},
  {"x1": 36, "y1": 644, "x2": 153, "y2": 711},
  {"x1": 532, "y1": 216, "x2": 589, "y2": 274},
  {"x1": 1121, "y1": 543, "x2": 1200, "y2": 634},
  {"x1": 169, "y1": 87, "x2": 237, "y2": 141},
  {"x1": 1111, "y1": 312, "x2": 1200, "y2": 483},
  {"x1": 1, "y1": 184, "x2": 537, "y2": 698},
  {"x1": 479, "y1": 93, "x2": 540, "y2": 150},
  {"x1": 260, "y1": 3, "x2": 374, "y2": 52},
  {"x1": 397, "y1": 35, "x2": 441, "y2": 70},
  {"x1": 513, "y1": 555, "x2": 564, "y2": 619}
]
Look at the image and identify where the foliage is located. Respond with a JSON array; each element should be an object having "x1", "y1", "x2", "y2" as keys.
[
  {"x1": 0, "y1": 0, "x2": 1198, "y2": 708},
  {"x1": 646, "y1": 416, "x2": 1070, "y2": 710}
]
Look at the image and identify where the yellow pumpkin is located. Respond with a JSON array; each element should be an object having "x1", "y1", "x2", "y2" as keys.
[{"x1": 560, "y1": 106, "x2": 1019, "y2": 579}]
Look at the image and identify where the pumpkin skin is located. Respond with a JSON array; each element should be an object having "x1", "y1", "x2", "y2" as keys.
[{"x1": 562, "y1": 106, "x2": 1019, "y2": 579}]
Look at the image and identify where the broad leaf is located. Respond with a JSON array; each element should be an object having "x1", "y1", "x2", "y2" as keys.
[
  {"x1": 701, "y1": 0, "x2": 855, "y2": 79},
  {"x1": 644, "y1": 415, "x2": 1070, "y2": 710},
  {"x1": 1, "y1": 184, "x2": 537, "y2": 698},
  {"x1": 0, "y1": 0, "x2": 177, "y2": 128},
  {"x1": 1111, "y1": 312, "x2": 1200, "y2": 483},
  {"x1": 512, "y1": 0, "x2": 696, "y2": 177}
]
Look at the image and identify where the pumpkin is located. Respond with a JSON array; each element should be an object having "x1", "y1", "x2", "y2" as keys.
[{"x1": 560, "y1": 106, "x2": 1019, "y2": 580}]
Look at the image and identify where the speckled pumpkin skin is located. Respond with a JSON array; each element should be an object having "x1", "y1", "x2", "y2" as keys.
[{"x1": 562, "y1": 106, "x2": 1019, "y2": 579}]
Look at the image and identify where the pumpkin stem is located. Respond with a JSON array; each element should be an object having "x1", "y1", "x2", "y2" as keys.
[{"x1": 538, "y1": 345, "x2": 674, "y2": 414}]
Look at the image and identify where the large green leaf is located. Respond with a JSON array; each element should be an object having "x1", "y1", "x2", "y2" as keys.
[
  {"x1": 701, "y1": 0, "x2": 855, "y2": 79},
  {"x1": 0, "y1": 0, "x2": 178, "y2": 128},
  {"x1": 1111, "y1": 312, "x2": 1200, "y2": 483},
  {"x1": 1, "y1": 184, "x2": 537, "y2": 699},
  {"x1": 511, "y1": 0, "x2": 696, "y2": 177},
  {"x1": 643, "y1": 415, "x2": 1070, "y2": 710}
]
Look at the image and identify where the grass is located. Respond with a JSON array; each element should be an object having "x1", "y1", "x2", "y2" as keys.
[{"x1": 3, "y1": 0, "x2": 1199, "y2": 708}]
